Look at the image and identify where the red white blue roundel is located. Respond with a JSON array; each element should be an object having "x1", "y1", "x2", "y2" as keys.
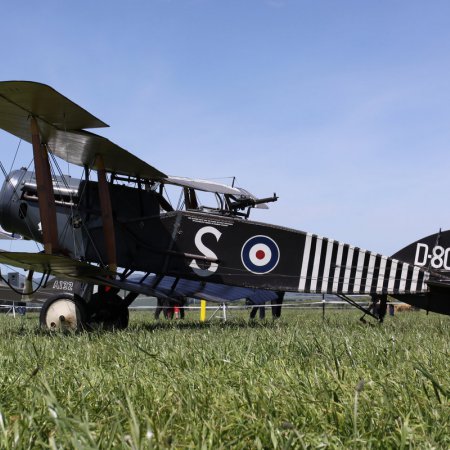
[{"x1": 241, "y1": 235, "x2": 280, "y2": 274}]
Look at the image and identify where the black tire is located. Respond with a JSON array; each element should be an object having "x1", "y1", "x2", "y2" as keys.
[
  {"x1": 87, "y1": 293, "x2": 129, "y2": 330},
  {"x1": 39, "y1": 294, "x2": 87, "y2": 331}
]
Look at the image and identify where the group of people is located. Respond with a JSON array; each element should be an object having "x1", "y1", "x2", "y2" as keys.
[
  {"x1": 154, "y1": 291, "x2": 285, "y2": 321},
  {"x1": 248, "y1": 291, "x2": 284, "y2": 320},
  {"x1": 154, "y1": 296, "x2": 187, "y2": 320}
]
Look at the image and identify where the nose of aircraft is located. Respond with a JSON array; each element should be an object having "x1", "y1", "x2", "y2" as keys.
[
  {"x1": 0, "y1": 174, "x2": 8, "y2": 227},
  {"x1": 0, "y1": 169, "x2": 26, "y2": 234}
]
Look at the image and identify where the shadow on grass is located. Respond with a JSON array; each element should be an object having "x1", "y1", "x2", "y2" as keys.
[{"x1": 129, "y1": 317, "x2": 288, "y2": 333}]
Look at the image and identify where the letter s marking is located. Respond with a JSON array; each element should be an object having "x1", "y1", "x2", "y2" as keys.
[{"x1": 189, "y1": 226, "x2": 222, "y2": 277}]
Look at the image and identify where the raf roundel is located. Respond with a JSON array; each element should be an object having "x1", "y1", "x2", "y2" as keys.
[{"x1": 241, "y1": 235, "x2": 280, "y2": 274}]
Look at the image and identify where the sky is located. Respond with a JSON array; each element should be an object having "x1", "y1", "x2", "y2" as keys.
[{"x1": 1, "y1": 0, "x2": 450, "y2": 255}]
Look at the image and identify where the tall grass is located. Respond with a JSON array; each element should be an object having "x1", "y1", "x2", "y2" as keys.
[{"x1": 0, "y1": 310, "x2": 448, "y2": 449}]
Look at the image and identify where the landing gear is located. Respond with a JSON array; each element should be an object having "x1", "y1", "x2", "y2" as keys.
[
  {"x1": 39, "y1": 294, "x2": 87, "y2": 331},
  {"x1": 86, "y1": 292, "x2": 129, "y2": 330},
  {"x1": 337, "y1": 294, "x2": 388, "y2": 323},
  {"x1": 39, "y1": 290, "x2": 130, "y2": 331}
]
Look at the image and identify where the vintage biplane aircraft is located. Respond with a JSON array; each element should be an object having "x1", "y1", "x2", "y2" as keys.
[{"x1": 0, "y1": 81, "x2": 449, "y2": 330}]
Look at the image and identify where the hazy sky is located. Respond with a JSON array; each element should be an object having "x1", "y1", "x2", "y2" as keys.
[{"x1": 1, "y1": 0, "x2": 450, "y2": 255}]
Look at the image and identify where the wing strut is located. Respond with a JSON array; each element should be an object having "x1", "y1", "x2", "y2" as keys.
[
  {"x1": 30, "y1": 117, "x2": 59, "y2": 254},
  {"x1": 96, "y1": 154, "x2": 117, "y2": 272}
]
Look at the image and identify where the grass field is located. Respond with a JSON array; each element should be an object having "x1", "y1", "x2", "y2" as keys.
[{"x1": 0, "y1": 309, "x2": 448, "y2": 449}]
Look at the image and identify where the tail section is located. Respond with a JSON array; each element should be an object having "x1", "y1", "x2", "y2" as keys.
[
  {"x1": 392, "y1": 229, "x2": 450, "y2": 272},
  {"x1": 392, "y1": 230, "x2": 450, "y2": 315}
]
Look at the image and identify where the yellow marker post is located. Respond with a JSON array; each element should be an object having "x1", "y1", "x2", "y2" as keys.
[{"x1": 200, "y1": 300, "x2": 207, "y2": 322}]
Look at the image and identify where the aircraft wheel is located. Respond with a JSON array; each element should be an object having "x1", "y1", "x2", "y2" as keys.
[
  {"x1": 106, "y1": 305, "x2": 129, "y2": 330},
  {"x1": 87, "y1": 293, "x2": 129, "y2": 330},
  {"x1": 39, "y1": 294, "x2": 87, "y2": 331}
]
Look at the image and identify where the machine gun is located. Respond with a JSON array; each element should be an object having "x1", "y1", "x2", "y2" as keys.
[{"x1": 228, "y1": 193, "x2": 278, "y2": 217}]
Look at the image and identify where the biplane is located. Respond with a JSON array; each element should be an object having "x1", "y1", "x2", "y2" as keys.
[{"x1": 0, "y1": 81, "x2": 449, "y2": 330}]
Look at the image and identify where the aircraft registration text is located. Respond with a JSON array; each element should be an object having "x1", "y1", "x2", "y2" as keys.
[
  {"x1": 52, "y1": 280, "x2": 74, "y2": 291},
  {"x1": 414, "y1": 243, "x2": 450, "y2": 270}
]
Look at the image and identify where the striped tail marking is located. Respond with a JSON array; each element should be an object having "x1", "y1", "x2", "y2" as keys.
[{"x1": 297, "y1": 234, "x2": 429, "y2": 294}]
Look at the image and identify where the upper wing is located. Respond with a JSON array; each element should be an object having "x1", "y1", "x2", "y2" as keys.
[
  {"x1": 0, "y1": 81, "x2": 167, "y2": 179},
  {"x1": 164, "y1": 176, "x2": 243, "y2": 195},
  {"x1": 0, "y1": 80, "x2": 107, "y2": 132},
  {"x1": 0, "y1": 81, "x2": 267, "y2": 201},
  {"x1": 164, "y1": 176, "x2": 269, "y2": 207},
  {"x1": 43, "y1": 128, "x2": 167, "y2": 179}
]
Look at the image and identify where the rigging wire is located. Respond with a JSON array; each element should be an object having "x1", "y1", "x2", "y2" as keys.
[
  {"x1": 8, "y1": 139, "x2": 21, "y2": 175},
  {"x1": 69, "y1": 164, "x2": 106, "y2": 267},
  {"x1": 65, "y1": 156, "x2": 80, "y2": 257},
  {"x1": 162, "y1": 185, "x2": 173, "y2": 209},
  {"x1": 46, "y1": 147, "x2": 83, "y2": 257},
  {"x1": 176, "y1": 190, "x2": 185, "y2": 210}
]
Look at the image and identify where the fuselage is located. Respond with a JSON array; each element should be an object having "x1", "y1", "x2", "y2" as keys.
[{"x1": 0, "y1": 168, "x2": 432, "y2": 299}]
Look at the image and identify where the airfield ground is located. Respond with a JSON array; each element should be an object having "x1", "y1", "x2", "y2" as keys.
[{"x1": 0, "y1": 309, "x2": 448, "y2": 449}]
